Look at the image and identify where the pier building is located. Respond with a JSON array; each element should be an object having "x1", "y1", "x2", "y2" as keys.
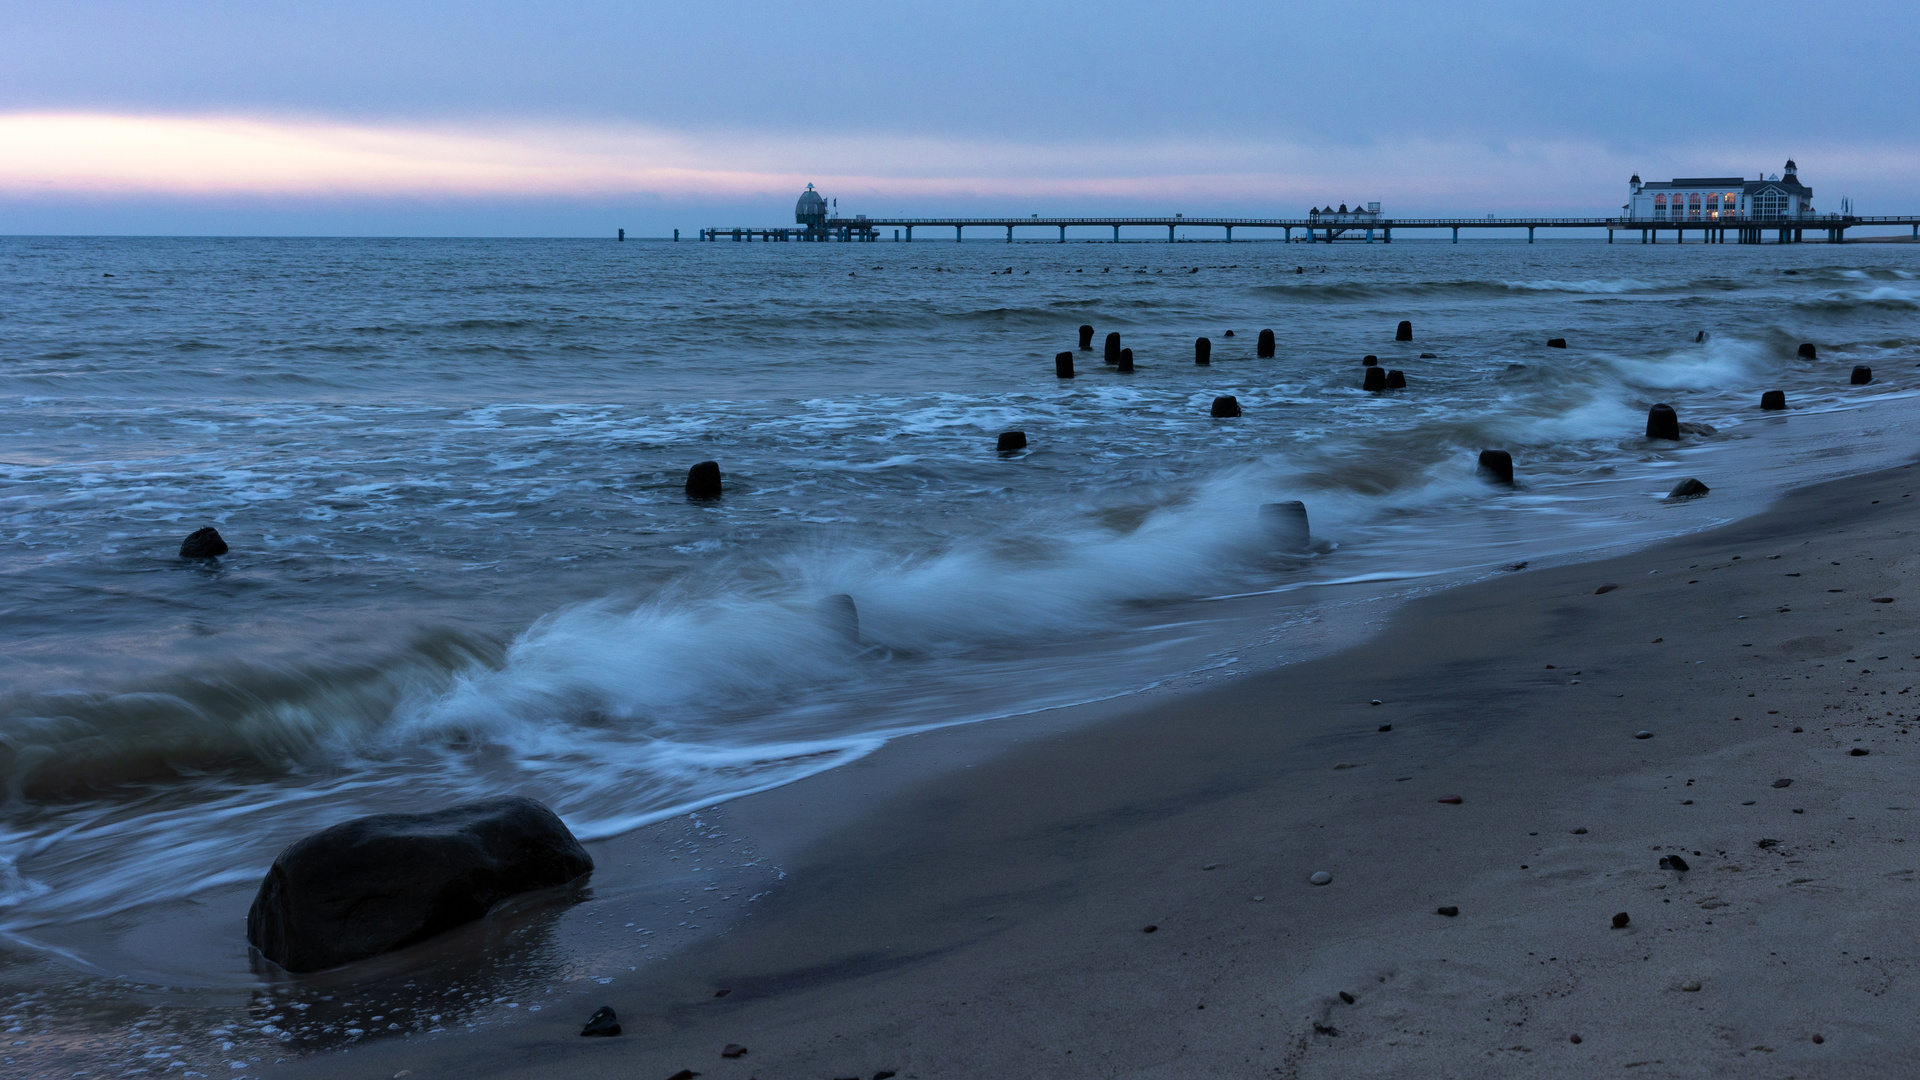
[{"x1": 1626, "y1": 160, "x2": 1815, "y2": 225}]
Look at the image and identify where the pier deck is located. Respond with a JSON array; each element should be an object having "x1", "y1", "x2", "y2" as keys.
[{"x1": 700, "y1": 214, "x2": 1920, "y2": 244}]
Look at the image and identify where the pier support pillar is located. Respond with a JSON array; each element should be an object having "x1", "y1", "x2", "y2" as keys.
[
  {"x1": 1528, "y1": 226, "x2": 1535, "y2": 244},
  {"x1": 956, "y1": 225, "x2": 963, "y2": 243},
  {"x1": 1113, "y1": 225, "x2": 1120, "y2": 242},
  {"x1": 1225, "y1": 225, "x2": 1233, "y2": 242},
  {"x1": 1006, "y1": 225, "x2": 1013, "y2": 243},
  {"x1": 905, "y1": 226, "x2": 913, "y2": 242},
  {"x1": 1284, "y1": 227, "x2": 1291, "y2": 242},
  {"x1": 1366, "y1": 228, "x2": 1374, "y2": 243},
  {"x1": 1059, "y1": 225, "x2": 1066, "y2": 243},
  {"x1": 1384, "y1": 228, "x2": 1392, "y2": 243},
  {"x1": 1452, "y1": 227, "x2": 1459, "y2": 244},
  {"x1": 1168, "y1": 225, "x2": 1176, "y2": 243},
  {"x1": 1607, "y1": 229, "x2": 1613, "y2": 244}
]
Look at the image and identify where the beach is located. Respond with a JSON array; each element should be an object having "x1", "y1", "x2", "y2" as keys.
[{"x1": 262, "y1": 458, "x2": 1920, "y2": 1080}]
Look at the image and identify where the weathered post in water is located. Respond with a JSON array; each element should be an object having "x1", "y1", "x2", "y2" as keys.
[
  {"x1": 1195, "y1": 337, "x2": 1212, "y2": 365},
  {"x1": 1118, "y1": 348, "x2": 1134, "y2": 372},
  {"x1": 1363, "y1": 367, "x2": 1387, "y2": 392},
  {"x1": 1056, "y1": 351, "x2": 1076, "y2": 378},
  {"x1": 1104, "y1": 332, "x2": 1122, "y2": 365},
  {"x1": 1211, "y1": 395, "x2": 1241, "y2": 417},
  {"x1": 1079, "y1": 325, "x2": 1095, "y2": 350},
  {"x1": 1851, "y1": 365, "x2": 1873, "y2": 385},
  {"x1": 1257, "y1": 329, "x2": 1276, "y2": 358},
  {"x1": 179, "y1": 527, "x2": 228, "y2": 558},
  {"x1": 1798, "y1": 343, "x2": 1818, "y2": 360},
  {"x1": 1761, "y1": 390, "x2": 1787, "y2": 410},
  {"x1": 1477, "y1": 450, "x2": 1514, "y2": 486},
  {"x1": 1646, "y1": 404, "x2": 1680, "y2": 440},
  {"x1": 1384, "y1": 369, "x2": 1406, "y2": 389},
  {"x1": 997, "y1": 431, "x2": 1028, "y2": 452},
  {"x1": 686, "y1": 461, "x2": 723, "y2": 499},
  {"x1": 1260, "y1": 501, "x2": 1311, "y2": 551},
  {"x1": 1396, "y1": 320, "x2": 1413, "y2": 342}
]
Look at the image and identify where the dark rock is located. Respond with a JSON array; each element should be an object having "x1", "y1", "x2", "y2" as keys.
[
  {"x1": 1259, "y1": 500, "x2": 1310, "y2": 552},
  {"x1": 1667, "y1": 478, "x2": 1710, "y2": 500},
  {"x1": 1378, "y1": 724, "x2": 1392, "y2": 732},
  {"x1": 1195, "y1": 337, "x2": 1212, "y2": 365},
  {"x1": 1761, "y1": 390, "x2": 1787, "y2": 411},
  {"x1": 1851, "y1": 365, "x2": 1873, "y2": 385},
  {"x1": 1477, "y1": 450, "x2": 1514, "y2": 485},
  {"x1": 1677, "y1": 421, "x2": 1717, "y2": 436},
  {"x1": 581, "y1": 1006, "x2": 621, "y2": 1037},
  {"x1": 1395, "y1": 320, "x2": 1413, "y2": 342},
  {"x1": 1210, "y1": 395, "x2": 1241, "y2": 418},
  {"x1": 1104, "y1": 332, "x2": 1122, "y2": 364},
  {"x1": 1257, "y1": 329, "x2": 1276, "y2": 358},
  {"x1": 1313, "y1": 1023, "x2": 1340, "y2": 1036},
  {"x1": 1612, "y1": 912, "x2": 1631, "y2": 928},
  {"x1": 1851, "y1": 748, "x2": 1870, "y2": 756},
  {"x1": 1437, "y1": 795, "x2": 1462, "y2": 804},
  {"x1": 1363, "y1": 367, "x2": 1387, "y2": 392},
  {"x1": 714, "y1": 988, "x2": 731, "y2": 997},
  {"x1": 1646, "y1": 403, "x2": 1680, "y2": 440},
  {"x1": 1547, "y1": 338, "x2": 1567, "y2": 349},
  {"x1": 1056, "y1": 351, "x2": 1075, "y2": 378},
  {"x1": 1772, "y1": 778, "x2": 1792, "y2": 788},
  {"x1": 667, "y1": 1072, "x2": 699, "y2": 1080},
  {"x1": 246, "y1": 796, "x2": 593, "y2": 973},
  {"x1": 1224, "y1": 329, "x2": 1235, "y2": 337},
  {"x1": 1798, "y1": 342, "x2": 1817, "y2": 359},
  {"x1": 1571, "y1": 1034, "x2": 1583, "y2": 1044},
  {"x1": 1635, "y1": 730, "x2": 1654, "y2": 739},
  {"x1": 1338, "y1": 991, "x2": 1355, "y2": 1003},
  {"x1": 1667, "y1": 854, "x2": 1690, "y2": 872},
  {"x1": 1384, "y1": 369, "x2": 1406, "y2": 389},
  {"x1": 1572, "y1": 827, "x2": 1588, "y2": 834},
  {"x1": 1420, "y1": 352, "x2": 1436, "y2": 358},
  {"x1": 1437, "y1": 905, "x2": 1459, "y2": 917},
  {"x1": 1078, "y1": 324, "x2": 1095, "y2": 350},
  {"x1": 1117, "y1": 347, "x2": 1134, "y2": 373},
  {"x1": 1594, "y1": 583, "x2": 1618, "y2": 594},
  {"x1": 1142, "y1": 924, "x2": 1158, "y2": 933},
  {"x1": 1362, "y1": 354, "x2": 1378, "y2": 366},
  {"x1": 686, "y1": 461, "x2": 723, "y2": 500},
  {"x1": 179, "y1": 526, "x2": 229, "y2": 559},
  {"x1": 874, "y1": 1073, "x2": 898, "y2": 1080},
  {"x1": 996, "y1": 430, "x2": 1028, "y2": 453},
  {"x1": 721, "y1": 1044, "x2": 748, "y2": 1058}
]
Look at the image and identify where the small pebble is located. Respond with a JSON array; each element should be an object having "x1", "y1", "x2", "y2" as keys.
[
  {"x1": 1572, "y1": 827, "x2": 1588, "y2": 834},
  {"x1": 1437, "y1": 905, "x2": 1459, "y2": 917},
  {"x1": 580, "y1": 1006, "x2": 621, "y2": 1037},
  {"x1": 1370, "y1": 699, "x2": 1383, "y2": 706},
  {"x1": 1667, "y1": 854, "x2": 1690, "y2": 872},
  {"x1": 1142, "y1": 924, "x2": 1158, "y2": 933},
  {"x1": 1378, "y1": 724, "x2": 1392, "y2": 732},
  {"x1": 1813, "y1": 1034, "x2": 1825, "y2": 1044},
  {"x1": 1792, "y1": 726, "x2": 1803, "y2": 732},
  {"x1": 1680, "y1": 980, "x2": 1701, "y2": 992},
  {"x1": 1851, "y1": 748, "x2": 1871, "y2": 756},
  {"x1": 1334, "y1": 762, "x2": 1357, "y2": 770},
  {"x1": 1595, "y1": 583, "x2": 1619, "y2": 594},
  {"x1": 1253, "y1": 895, "x2": 1265, "y2": 902},
  {"x1": 1773, "y1": 778, "x2": 1793, "y2": 788},
  {"x1": 1612, "y1": 912, "x2": 1631, "y2": 929},
  {"x1": 713, "y1": 988, "x2": 731, "y2": 997},
  {"x1": 1203, "y1": 863, "x2": 1218, "y2": 870},
  {"x1": 1570, "y1": 1034, "x2": 1583, "y2": 1044},
  {"x1": 722, "y1": 1044, "x2": 748, "y2": 1058},
  {"x1": 1338, "y1": 991, "x2": 1355, "y2": 1004},
  {"x1": 1438, "y1": 795, "x2": 1463, "y2": 804},
  {"x1": 1309, "y1": 871, "x2": 1332, "y2": 886},
  {"x1": 667, "y1": 1071, "x2": 698, "y2": 1080},
  {"x1": 1742, "y1": 800, "x2": 1756, "y2": 805},
  {"x1": 1635, "y1": 730, "x2": 1654, "y2": 739},
  {"x1": 1794, "y1": 808, "x2": 1804, "y2": 814}
]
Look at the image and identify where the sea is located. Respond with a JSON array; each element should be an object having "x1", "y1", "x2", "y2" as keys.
[{"x1": 0, "y1": 234, "x2": 1916, "y2": 1073}]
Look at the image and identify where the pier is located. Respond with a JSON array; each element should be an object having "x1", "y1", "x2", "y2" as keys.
[{"x1": 701, "y1": 213, "x2": 1920, "y2": 244}]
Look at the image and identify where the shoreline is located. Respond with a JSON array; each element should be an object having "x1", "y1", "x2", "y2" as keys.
[{"x1": 263, "y1": 456, "x2": 1920, "y2": 1079}]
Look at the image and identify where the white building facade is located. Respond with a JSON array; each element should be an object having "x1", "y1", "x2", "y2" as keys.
[{"x1": 1626, "y1": 160, "x2": 1814, "y2": 221}]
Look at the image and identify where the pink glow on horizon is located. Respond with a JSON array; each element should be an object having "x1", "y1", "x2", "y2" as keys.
[{"x1": 2, "y1": 113, "x2": 1913, "y2": 213}]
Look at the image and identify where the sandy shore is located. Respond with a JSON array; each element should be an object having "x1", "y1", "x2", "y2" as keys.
[{"x1": 275, "y1": 460, "x2": 1920, "y2": 1080}]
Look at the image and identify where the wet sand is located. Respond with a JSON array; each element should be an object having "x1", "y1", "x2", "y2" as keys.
[{"x1": 276, "y1": 460, "x2": 1920, "y2": 1080}]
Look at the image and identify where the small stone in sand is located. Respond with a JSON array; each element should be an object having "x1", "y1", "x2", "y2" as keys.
[
  {"x1": 580, "y1": 1006, "x2": 621, "y2": 1037},
  {"x1": 1334, "y1": 762, "x2": 1357, "y2": 770},
  {"x1": 1371, "y1": 699, "x2": 1383, "y2": 705},
  {"x1": 1310, "y1": 871, "x2": 1332, "y2": 886},
  {"x1": 1313, "y1": 1023, "x2": 1340, "y2": 1036},
  {"x1": 1635, "y1": 730, "x2": 1654, "y2": 739},
  {"x1": 1612, "y1": 912, "x2": 1631, "y2": 928},
  {"x1": 1595, "y1": 583, "x2": 1619, "y2": 594},
  {"x1": 1339, "y1": 991, "x2": 1355, "y2": 1004},
  {"x1": 1742, "y1": 800, "x2": 1756, "y2": 805},
  {"x1": 721, "y1": 1044, "x2": 748, "y2": 1058},
  {"x1": 1773, "y1": 778, "x2": 1793, "y2": 788},
  {"x1": 1667, "y1": 854, "x2": 1690, "y2": 872},
  {"x1": 1438, "y1": 795, "x2": 1462, "y2": 804},
  {"x1": 1253, "y1": 895, "x2": 1265, "y2": 901},
  {"x1": 1792, "y1": 727, "x2": 1804, "y2": 733},
  {"x1": 714, "y1": 988, "x2": 731, "y2": 997},
  {"x1": 875, "y1": 1072, "x2": 899, "y2": 1080},
  {"x1": 667, "y1": 1071, "x2": 698, "y2": 1080},
  {"x1": 1437, "y1": 905, "x2": 1459, "y2": 917},
  {"x1": 1872, "y1": 597, "x2": 1895, "y2": 603},
  {"x1": 1572, "y1": 827, "x2": 1588, "y2": 834},
  {"x1": 1570, "y1": 1034, "x2": 1583, "y2": 1044},
  {"x1": 1681, "y1": 980, "x2": 1701, "y2": 992},
  {"x1": 1203, "y1": 863, "x2": 1218, "y2": 870},
  {"x1": 1813, "y1": 1034, "x2": 1825, "y2": 1044},
  {"x1": 1852, "y1": 748, "x2": 1871, "y2": 756},
  {"x1": 1378, "y1": 724, "x2": 1393, "y2": 732},
  {"x1": 1794, "y1": 808, "x2": 1805, "y2": 814},
  {"x1": 1143, "y1": 924, "x2": 1159, "y2": 933}
]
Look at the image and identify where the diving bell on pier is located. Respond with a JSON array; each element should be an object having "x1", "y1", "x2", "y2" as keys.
[{"x1": 796, "y1": 184, "x2": 828, "y2": 228}]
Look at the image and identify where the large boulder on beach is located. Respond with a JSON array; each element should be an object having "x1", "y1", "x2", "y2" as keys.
[{"x1": 246, "y1": 796, "x2": 593, "y2": 973}]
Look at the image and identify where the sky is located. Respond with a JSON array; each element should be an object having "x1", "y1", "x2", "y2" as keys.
[{"x1": 2, "y1": 0, "x2": 1916, "y2": 236}]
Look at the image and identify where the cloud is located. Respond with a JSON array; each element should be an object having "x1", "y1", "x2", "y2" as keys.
[{"x1": 4, "y1": 112, "x2": 1917, "y2": 221}]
